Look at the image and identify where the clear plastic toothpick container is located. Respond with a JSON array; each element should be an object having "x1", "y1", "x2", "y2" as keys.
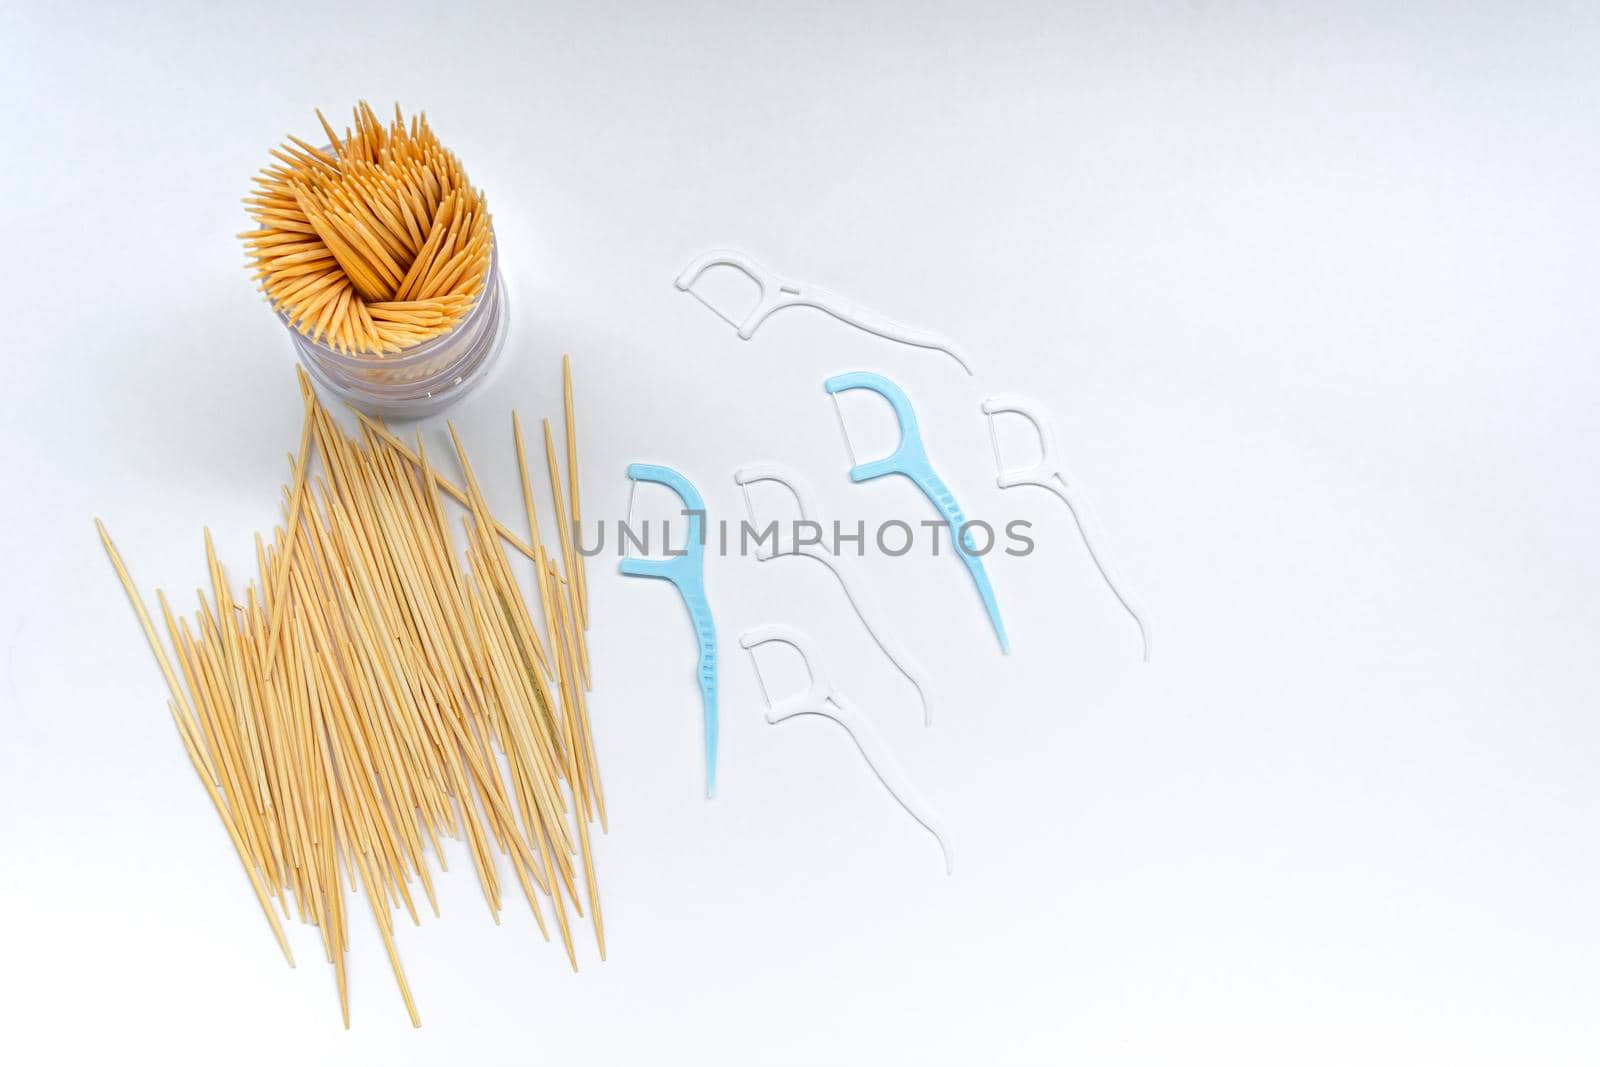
[{"x1": 283, "y1": 240, "x2": 508, "y2": 420}]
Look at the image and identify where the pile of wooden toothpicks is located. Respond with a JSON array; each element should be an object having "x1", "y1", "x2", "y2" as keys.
[{"x1": 98, "y1": 360, "x2": 601, "y2": 1027}]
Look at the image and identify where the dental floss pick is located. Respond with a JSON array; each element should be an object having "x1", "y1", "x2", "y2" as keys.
[
  {"x1": 741, "y1": 624, "x2": 953, "y2": 874},
  {"x1": 619, "y1": 464, "x2": 720, "y2": 796},
  {"x1": 981, "y1": 395, "x2": 1151, "y2": 661},
  {"x1": 676, "y1": 249, "x2": 974, "y2": 375},
  {"x1": 824, "y1": 371, "x2": 1010, "y2": 653},
  {"x1": 733, "y1": 462, "x2": 934, "y2": 724}
]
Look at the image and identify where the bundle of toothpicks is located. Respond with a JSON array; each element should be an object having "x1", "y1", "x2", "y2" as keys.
[{"x1": 97, "y1": 359, "x2": 599, "y2": 1028}]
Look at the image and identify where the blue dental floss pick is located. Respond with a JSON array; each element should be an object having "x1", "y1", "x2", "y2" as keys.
[
  {"x1": 824, "y1": 371, "x2": 1010, "y2": 654},
  {"x1": 618, "y1": 463, "x2": 719, "y2": 796}
]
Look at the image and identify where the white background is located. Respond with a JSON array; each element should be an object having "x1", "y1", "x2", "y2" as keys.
[{"x1": 2, "y1": 2, "x2": 1597, "y2": 1064}]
